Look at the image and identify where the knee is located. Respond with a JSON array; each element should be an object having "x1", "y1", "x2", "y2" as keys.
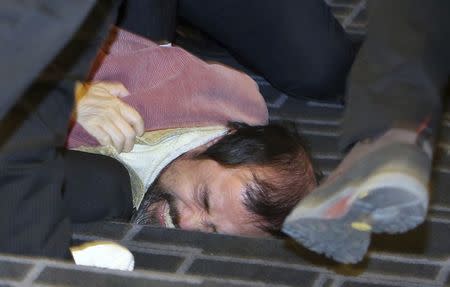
[
  {"x1": 258, "y1": 1, "x2": 356, "y2": 99},
  {"x1": 271, "y1": 38, "x2": 355, "y2": 100},
  {"x1": 64, "y1": 151, "x2": 133, "y2": 223},
  {"x1": 98, "y1": 158, "x2": 133, "y2": 220}
]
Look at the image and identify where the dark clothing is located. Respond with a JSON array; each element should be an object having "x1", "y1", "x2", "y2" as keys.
[
  {"x1": 0, "y1": 1, "x2": 95, "y2": 120},
  {"x1": 118, "y1": 0, "x2": 355, "y2": 101},
  {"x1": 178, "y1": 0, "x2": 355, "y2": 100},
  {"x1": 117, "y1": 0, "x2": 178, "y2": 43},
  {"x1": 0, "y1": 0, "x2": 124, "y2": 259},
  {"x1": 64, "y1": 151, "x2": 133, "y2": 224},
  {"x1": 340, "y1": 0, "x2": 450, "y2": 149}
]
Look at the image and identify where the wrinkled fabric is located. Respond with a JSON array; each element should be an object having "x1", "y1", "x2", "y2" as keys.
[
  {"x1": 78, "y1": 126, "x2": 228, "y2": 208},
  {"x1": 67, "y1": 27, "x2": 268, "y2": 148}
]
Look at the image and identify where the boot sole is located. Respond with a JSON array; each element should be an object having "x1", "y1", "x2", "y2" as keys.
[{"x1": 282, "y1": 143, "x2": 429, "y2": 263}]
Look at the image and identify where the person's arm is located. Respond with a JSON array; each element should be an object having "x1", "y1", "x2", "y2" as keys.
[
  {"x1": 0, "y1": 1, "x2": 97, "y2": 121},
  {"x1": 74, "y1": 81, "x2": 144, "y2": 152},
  {"x1": 0, "y1": 0, "x2": 123, "y2": 259}
]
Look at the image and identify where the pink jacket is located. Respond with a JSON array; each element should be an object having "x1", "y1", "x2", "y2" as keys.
[{"x1": 67, "y1": 28, "x2": 268, "y2": 148}]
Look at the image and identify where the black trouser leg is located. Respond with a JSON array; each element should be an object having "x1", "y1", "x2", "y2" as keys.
[
  {"x1": 0, "y1": 0, "x2": 121, "y2": 259},
  {"x1": 339, "y1": 0, "x2": 450, "y2": 150},
  {"x1": 178, "y1": 0, "x2": 354, "y2": 100},
  {"x1": 63, "y1": 151, "x2": 133, "y2": 223},
  {"x1": 116, "y1": 0, "x2": 178, "y2": 42}
]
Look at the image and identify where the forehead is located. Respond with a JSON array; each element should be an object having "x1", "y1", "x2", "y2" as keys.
[{"x1": 198, "y1": 161, "x2": 265, "y2": 236}]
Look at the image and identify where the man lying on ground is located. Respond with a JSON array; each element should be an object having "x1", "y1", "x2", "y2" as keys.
[{"x1": 68, "y1": 27, "x2": 317, "y2": 236}]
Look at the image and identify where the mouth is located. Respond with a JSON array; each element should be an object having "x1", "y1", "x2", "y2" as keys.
[
  {"x1": 147, "y1": 200, "x2": 175, "y2": 228},
  {"x1": 158, "y1": 201, "x2": 175, "y2": 228}
]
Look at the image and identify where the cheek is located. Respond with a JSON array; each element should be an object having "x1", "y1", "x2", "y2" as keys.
[
  {"x1": 162, "y1": 175, "x2": 189, "y2": 200},
  {"x1": 164, "y1": 182, "x2": 196, "y2": 211}
]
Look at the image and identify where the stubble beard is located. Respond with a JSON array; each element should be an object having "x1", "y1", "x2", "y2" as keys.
[{"x1": 130, "y1": 179, "x2": 179, "y2": 228}]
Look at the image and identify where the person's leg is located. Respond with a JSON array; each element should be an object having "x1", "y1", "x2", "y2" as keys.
[
  {"x1": 283, "y1": 0, "x2": 450, "y2": 263},
  {"x1": 116, "y1": 0, "x2": 178, "y2": 43},
  {"x1": 0, "y1": 0, "x2": 121, "y2": 259},
  {"x1": 63, "y1": 150, "x2": 133, "y2": 223},
  {"x1": 178, "y1": 0, "x2": 354, "y2": 100},
  {"x1": 339, "y1": 1, "x2": 449, "y2": 149}
]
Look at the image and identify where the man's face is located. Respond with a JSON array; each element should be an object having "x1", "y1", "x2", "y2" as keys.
[{"x1": 138, "y1": 157, "x2": 267, "y2": 237}]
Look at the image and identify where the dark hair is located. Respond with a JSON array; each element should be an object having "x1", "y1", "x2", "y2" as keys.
[{"x1": 196, "y1": 122, "x2": 317, "y2": 235}]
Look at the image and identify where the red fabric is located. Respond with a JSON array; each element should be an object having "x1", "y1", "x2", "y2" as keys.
[{"x1": 67, "y1": 27, "x2": 268, "y2": 148}]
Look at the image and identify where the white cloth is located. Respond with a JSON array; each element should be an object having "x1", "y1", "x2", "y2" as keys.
[
  {"x1": 71, "y1": 241, "x2": 135, "y2": 271},
  {"x1": 118, "y1": 125, "x2": 228, "y2": 207}
]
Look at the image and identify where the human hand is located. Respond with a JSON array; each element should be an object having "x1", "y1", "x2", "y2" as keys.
[{"x1": 74, "y1": 81, "x2": 144, "y2": 152}]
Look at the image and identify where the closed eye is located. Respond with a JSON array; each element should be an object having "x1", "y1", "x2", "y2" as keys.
[
  {"x1": 201, "y1": 185, "x2": 210, "y2": 213},
  {"x1": 199, "y1": 185, "x2": 217, "y2": 233},
  {"x1": 194, "y1": 184, "x2": 210, "y2": 213}
]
